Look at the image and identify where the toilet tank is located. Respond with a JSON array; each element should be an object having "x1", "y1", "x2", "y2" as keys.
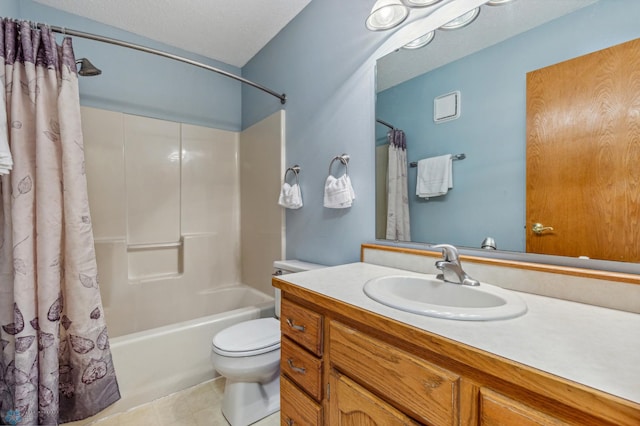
[{"x1": 273, "y1": 260, "x2": 326, "y2": 318}]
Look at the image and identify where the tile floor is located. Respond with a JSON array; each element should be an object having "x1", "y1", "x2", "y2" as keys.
[{"x1": 88, "y1": 378, "x2": 280, "y2": 426}]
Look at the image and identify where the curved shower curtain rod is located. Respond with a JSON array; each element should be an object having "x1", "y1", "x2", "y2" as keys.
[
  {"x1": 32, "y1": 21, "x2": 287, "y2": 104},
  {"x1": 376, "y1": 118, "x2": 395, "y2": 130}
]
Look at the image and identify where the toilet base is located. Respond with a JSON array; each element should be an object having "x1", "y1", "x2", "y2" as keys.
[{"x1": 221, "y1": 373, "x2": 280, "y2": 426}]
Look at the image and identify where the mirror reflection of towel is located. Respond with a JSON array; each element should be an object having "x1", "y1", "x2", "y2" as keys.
[
  {"x1": 324, "y1": 174, "x2": 356, "y2": 208},
  {"x1": 416, "y1": 154, "x2": 452, "y2": 199}
]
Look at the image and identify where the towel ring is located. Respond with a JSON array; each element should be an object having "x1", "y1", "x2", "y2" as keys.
[
  {"x1": 328, "y1": 154, "x2": 350, "y2": 176},
  {"x1": 283, "y1": 165, "x2": 301, "y2": 184}
]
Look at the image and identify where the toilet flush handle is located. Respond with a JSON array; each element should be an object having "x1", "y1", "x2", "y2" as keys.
[{"x1": 286, "y1": 318, "x2": 305, "y2": 332}]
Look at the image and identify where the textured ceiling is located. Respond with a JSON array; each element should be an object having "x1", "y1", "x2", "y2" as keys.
[{"x1": 33, "y1": 0, "x2": 312, "y2": 67}]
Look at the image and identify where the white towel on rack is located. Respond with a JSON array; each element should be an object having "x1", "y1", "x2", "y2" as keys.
[
  {"x1": 278, "y1": 182, "x2": 303, "y2": 209},
  {"x1": 416, "y1": 154, "x2": 452, "y2": 199},
  {"x1": 0, "y1": 82, "x2": 13, "y2": 175},
  {"x1": 323, "y1": 174, "x2": 356, "y2": 208}
]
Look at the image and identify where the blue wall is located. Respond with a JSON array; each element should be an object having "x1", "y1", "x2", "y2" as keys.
[
  {"x1": 377, "y1": 1, "x2": 640, "y2": 252},
  {"x1": 242, "y1": 0, "x2": 388, "y2": 265},
  {"x1": 8, "y1": 0, "x2": 243, "y2": 130},
  {"x1": 2, "y1": 1, "x2": 18, "y2": 17}
]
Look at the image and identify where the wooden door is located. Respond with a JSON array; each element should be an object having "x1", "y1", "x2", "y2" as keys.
[
  {"x1": 329, "y1": 371, "x2": 418, "y2": 426},
  {"x1": 526, "y1": 38, "x2": 640, "y2": 261}
]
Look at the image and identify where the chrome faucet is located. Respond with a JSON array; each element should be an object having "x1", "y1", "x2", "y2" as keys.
[{"x1": 432, "y1": 244, "x2": 480, "y2": 286}]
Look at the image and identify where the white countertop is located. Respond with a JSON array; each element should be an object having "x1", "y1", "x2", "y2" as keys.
[{"x1": 278, "y1": 262, "x2": 640, "y2": 404}]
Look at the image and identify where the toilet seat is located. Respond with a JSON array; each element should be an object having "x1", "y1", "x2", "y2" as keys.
[{"x1": 212, "y1": 317, "x2": 280, "y2": 357}]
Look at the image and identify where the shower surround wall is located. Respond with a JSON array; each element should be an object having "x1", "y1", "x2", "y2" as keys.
[{"x1": 82, "y1": 107, "x2": 285, "y2": 338}]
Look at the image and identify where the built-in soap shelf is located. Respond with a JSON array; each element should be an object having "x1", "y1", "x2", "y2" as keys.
[
  {"x1": 127, "y1": 241, "x2": 183, "y2": 251},
  {"x1": 127, "y1": 238, "x2": 184, "y2": 281}
]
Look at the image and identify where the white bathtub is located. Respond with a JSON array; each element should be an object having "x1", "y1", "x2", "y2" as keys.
[{"x1": 67, "y1": 285, "x2": 274, "y2": 424}]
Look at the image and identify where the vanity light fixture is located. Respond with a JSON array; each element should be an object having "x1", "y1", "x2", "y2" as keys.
[
  {"x1": 366, "y1": 0, "x2": 447, "y2": 31},
  {"x1": 486, "y1": 0, "x2": 517, "y2": 5},
  {"x1": 401, "y1": 0, "x2": 443, "y2": 7},
  {"x1": 439, "y1": 7, "x2": 480, "y2": 30},
  {"x1": 403, "y1": 31, "x2": 435, "y2": 49},
  {"x1": 365, "y1": 0, "x2": 491, "y2": 33},
  {"x1": 366, "y1": 0, "x2": 410, "y2": 31}
]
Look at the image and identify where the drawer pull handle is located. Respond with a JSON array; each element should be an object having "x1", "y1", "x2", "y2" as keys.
[
  {"x1": 286, "y1": 318, "x2": 305, "y2": 332},
  {"x1": 285, "y1": 418, "x2": 294, "y2": 426},
  {"x1": 287, "y1": 358, "x2": 306, "y2": 374}
]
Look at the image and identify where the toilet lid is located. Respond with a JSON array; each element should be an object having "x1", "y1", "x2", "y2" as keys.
[{"x1": 212, "y1": 317, "x2": 280, "y2": 357}]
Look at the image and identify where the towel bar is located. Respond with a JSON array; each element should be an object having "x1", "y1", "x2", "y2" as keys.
[
  {"x1": 376, "y1": 118, "x2": 395, "y2": 130},
  {"x1": 283, "y1": 165, "x2": 301, "y2": 181},
  {"x1": 409, "y1": 153, "x2": 465, "y2": 168},
  {"x1": 328, "y1": 154, "x2": 350, "y2": 175},
  {"x1": 283, "y1": 165, "x2": 300, "y2": 187}
]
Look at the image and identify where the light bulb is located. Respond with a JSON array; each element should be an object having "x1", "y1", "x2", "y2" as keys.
[
  {"x1": 403, "y1": 31, "x2": 435, "y2": 49},
  {"x1": 366, "y1": 0, "x2": 410, "y2": 31},
  {"x1": 486, "y1": 0, "x2": 516, "y2": 5},
  {"x1": 440, "y1": 7, "x2": 480, "y2": 30},
  {"x1": 402, "y1": 0, "x2": 443, "y2": 7}
]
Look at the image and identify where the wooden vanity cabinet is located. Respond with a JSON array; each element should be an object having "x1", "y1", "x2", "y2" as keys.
[
  {"x1": 279, "y1": 297, "x2": 324, "y2": 425},
  {"x1": 275, "y1": 283, "x2": 640, "y2": 426}
]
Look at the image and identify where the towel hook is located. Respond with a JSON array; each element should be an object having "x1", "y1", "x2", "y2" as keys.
[
  {"x1": 328, "y1": 154, "x2": 350, "y2": 176},
  {"x1": 283, "y1": 165, "x2": 301, "y2": 184}
]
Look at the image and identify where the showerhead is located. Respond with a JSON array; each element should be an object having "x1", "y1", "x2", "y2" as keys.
[{"x1": 75, "y1": 58, "x2": 102, "y2": 76}]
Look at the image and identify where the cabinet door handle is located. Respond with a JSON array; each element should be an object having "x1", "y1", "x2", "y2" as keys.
[
  {"x1": 286, "y1": 318, "x2": 305, "y2": 332},
  {"x1": 285, "y1": 418, "x2": 294, "y2": 426},
  {"x1": 287, "y1": 358, "x2": 306, "y2": 374}
]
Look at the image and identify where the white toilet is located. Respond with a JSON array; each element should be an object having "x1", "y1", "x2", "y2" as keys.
[{"x1": 211, "y1": 260, "x2": 326, "y2": 426}]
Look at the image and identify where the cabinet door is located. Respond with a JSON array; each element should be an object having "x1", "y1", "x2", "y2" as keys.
[
  {"x1": 479, "y1": 388, "x2": 570, "y2": 426},
  {"x1": 330, "y1": 321, "x2": 459, "y2": 425},
  {"x1": 329, "y1": 371, "x2": 419, "y2": 426}
]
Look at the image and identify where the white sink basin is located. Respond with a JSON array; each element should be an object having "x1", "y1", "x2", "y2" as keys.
[{"x1": 363, "y1": 275, "x2": 527, "y2": 321}]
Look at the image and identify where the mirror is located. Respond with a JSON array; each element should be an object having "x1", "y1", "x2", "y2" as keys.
[{"x1": 375, "y1": 0, "x2": 640, "y2": 270}]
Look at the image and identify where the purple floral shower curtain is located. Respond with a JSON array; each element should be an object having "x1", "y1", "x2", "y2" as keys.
[{"x1": 0, "y1": 20, "x2": 120, "y2": 425}]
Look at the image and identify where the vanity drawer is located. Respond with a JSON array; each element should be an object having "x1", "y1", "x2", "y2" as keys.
[
  {"x1": 281, "y1": 336, "x2": 323, "y2": 401},
  {"x1": 281, "y1": 298, "x2": 323, "y2": 356},
  {"x1": 330, "y1": 321, "x2": 460, "y2": 426},
  {"x1": 281, "y1": 375, "x2": 323, "y2": 426}
]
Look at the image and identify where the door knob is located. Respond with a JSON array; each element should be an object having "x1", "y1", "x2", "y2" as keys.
[{"x1": 532, "y1": 223, "x2": 554, "y2": 234}]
